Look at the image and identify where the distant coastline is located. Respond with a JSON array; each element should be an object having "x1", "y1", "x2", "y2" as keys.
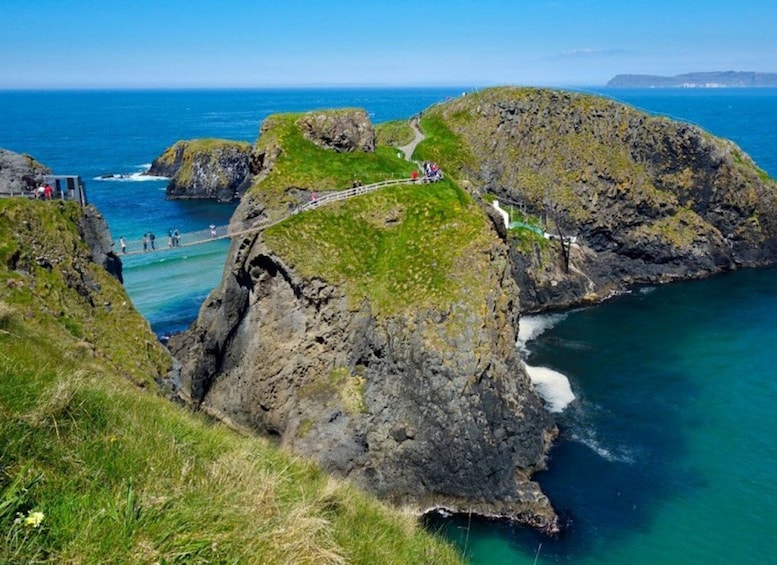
[{"x1": 607, "y1": 71, "x2": 777, "y2": 88}]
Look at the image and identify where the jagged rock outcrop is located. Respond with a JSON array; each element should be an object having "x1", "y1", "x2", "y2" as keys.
[
  {"x1": 170, "y1": 109, "x2": 560, "y2": 530},
  {"x1": 77, "y1": 205, "x2": 123, "y2": 283},
  {"x1": 147, "y1": 139, "x2": 252, "y2": 201},
  {"x1": 427, "y1": 87, "x2": 777, "y2": 311},
  {"x1": 296, "y1": 109, "x2": 376, "y2": 153},
  {"x1": 0, "y1": 148, "x2": 51, "y2": 196}
]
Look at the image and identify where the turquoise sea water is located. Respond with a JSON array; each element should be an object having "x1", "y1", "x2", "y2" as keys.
[
  {"x1": 0, "y1": 87, "x2": 464, "y2": 336},
  {"x1": 1, "y1": 87, "x2": 776, "y2": 563}
]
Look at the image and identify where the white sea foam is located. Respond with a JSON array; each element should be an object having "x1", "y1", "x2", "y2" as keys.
[
  {"x1": 94, "y1": 171, "x2": 169, "y2": 182},
  {"x1": 571, "y1": 429, "x2": 635, "y2": 464},
  {"x1": 523, "y1": 363, "x2": 576, "y2": 413},
  {"x1": 94, "y1": 165, "x2": 168, "y2": 182},
  {"x1": 516, "y1": 313, "x2": 567, "y2": 356}
]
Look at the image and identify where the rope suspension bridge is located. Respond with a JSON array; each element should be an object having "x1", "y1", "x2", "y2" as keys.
[{"x1": 119, "y1": 176, "x2": 428, "y2": 256}]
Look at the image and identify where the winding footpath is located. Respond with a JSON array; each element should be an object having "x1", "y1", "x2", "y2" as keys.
[{"x1": 397, "y1": 116, "x2": 425, "y2": 161}]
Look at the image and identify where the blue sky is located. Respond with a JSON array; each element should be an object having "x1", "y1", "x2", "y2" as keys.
[{"x1": 2, "y1": 0, "x2": 776, "y2": 88}]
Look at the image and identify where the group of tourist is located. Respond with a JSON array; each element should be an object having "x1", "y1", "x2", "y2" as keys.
[
  {"x1": 422, "y1": 161, "x2": 443, "y2": 182},
  {"x1": 117, "y1": 228, "x2": 182, "y2": 254},
  {"x1": 409, "y1": 162, "x2": 443, "y2": 183},
  {"x1": 168, "y1": 229, "x2": 182, "y2": 247},
  {"x1": 35, "y1": 183, "x2": 53, "y2": 200}
]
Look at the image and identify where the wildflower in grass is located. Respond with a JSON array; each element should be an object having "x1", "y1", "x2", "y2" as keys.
[{"x1": 23, "y1": 510, "x2": 44, "y2": 528}]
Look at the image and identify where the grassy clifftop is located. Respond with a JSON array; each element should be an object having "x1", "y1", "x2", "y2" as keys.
[
  {"x1": 249, "y1": 113, "x2": 417, "y2": 205},
  {"x1": 0, "y1": 199, "x2": 461, "y2": 563},
  {"x1": 249, "y1": 111, "x2": 498, "y2": 318}
]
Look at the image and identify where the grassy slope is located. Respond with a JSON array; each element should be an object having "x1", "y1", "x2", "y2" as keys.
[
  {"x1": 417, "y1": 87, "x2": 777, "y2": 239},
  {"x1": 254, "y1": 112, "x2": 496, "y2": 318},
  {"x1": 375, "y1": 120, "x2": 415, "y2": 148},
  {"x1": 0, "y1": 199, "x2": 461, "y2": 564},
  {"x1": 251, "y1": 114, "x2": 418, "y2": 206}
]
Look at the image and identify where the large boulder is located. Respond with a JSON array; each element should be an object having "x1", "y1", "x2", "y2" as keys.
[
  {"x1": 147, "y1": 139, "x2": 252, "y2": 201},
  {"x1": 296, "y1": 109, "x2": 376, "y2": 153},
  {"x1": 0, "y1": 148, "x2": 51, "y2": 196}
]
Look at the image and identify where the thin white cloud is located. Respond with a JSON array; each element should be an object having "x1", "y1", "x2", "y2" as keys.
[{"x1": 553, "y1": 48, "x2": 630, "y2": 59}]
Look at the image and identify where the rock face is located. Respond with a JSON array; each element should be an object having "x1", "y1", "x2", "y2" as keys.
[
  {"x1": 170, "y1": 108, "x2": 559, "y2": 530},
  {"x1": 171, "y1": 232, "x2": 558, "y2": 531},
  {"x1": 428, "y1": 88, "x2": 777, "y2": 311},
  {"x1": 78, "y1": 205, "x2": 123, "y2": 283},
  {"x1": 147, "y1": 139, "x2": 253, "y2": 201},
  {"x1": 0, "y1": 148, "x2": 51, "y2": 196},
  {"x1": 296, "y1": 109, "x2": 376, "y2": 153}
]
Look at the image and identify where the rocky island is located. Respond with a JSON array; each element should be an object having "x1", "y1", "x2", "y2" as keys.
[
  {"x1": 170, "y1": 87, "x2": 777, "y2": 532},
  {"x1": 607, "y1": 71, "x2": 777, "y2": 88},
  {"x1": 147, "y1": 138, "x2": 252, "y2": 201}
]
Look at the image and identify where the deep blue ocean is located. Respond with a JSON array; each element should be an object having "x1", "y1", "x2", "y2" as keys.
[{"x1": 1, "y1": 87, "x2": 776, "y2": 563}]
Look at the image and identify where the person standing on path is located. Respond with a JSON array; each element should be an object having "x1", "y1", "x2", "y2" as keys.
[
  {"x1": 149, "y1": 232, "x2": 156, "y2": 250},
  {"x1": 120, "y1": 236, "x2": 127, "y2": 254},
  {"x1": 142, "y1": 233, "x2": 148, "y2": 252}
]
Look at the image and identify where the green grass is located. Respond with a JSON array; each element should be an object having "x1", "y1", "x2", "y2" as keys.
[
  {"x1": 250, "y1": 114, "x2": 417, "y2": 207},
  {"x1": 263, "y1": 178, "x2": 493, "y2": 317},
  {"x1": 0, "y1": 199, "x2": 463, "y2": 564},
  {"x1": 414, "y1": 114, "x2": 476, "y2": 177},
  {"x1": 375, "y1": 120, "x2": 415, "y2": 147}
]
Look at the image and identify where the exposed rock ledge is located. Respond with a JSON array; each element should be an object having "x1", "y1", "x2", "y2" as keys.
[{"x1": 0, "y1": 147, "x2": 51, "y2": 195}]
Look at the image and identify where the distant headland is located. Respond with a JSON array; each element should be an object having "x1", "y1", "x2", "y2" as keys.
[{"x1": 607, "y1": 71, "x2": 777, "y2": 88}]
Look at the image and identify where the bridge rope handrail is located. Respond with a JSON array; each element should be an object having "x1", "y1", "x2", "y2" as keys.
[{"x1": 120, "y1": 176, "x2": 425, "y2": 256}]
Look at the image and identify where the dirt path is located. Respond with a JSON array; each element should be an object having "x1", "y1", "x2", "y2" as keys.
[{"x1": 397, "y1": 116, "x2": 425, "y2": 161}]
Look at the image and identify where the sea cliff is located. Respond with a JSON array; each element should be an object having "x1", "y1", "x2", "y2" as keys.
[
  {"x1": 170, "y1": 108, "x2": 559, "y2": 531},
  {"x1": 418, "y1": 87, "x2": 777, "y2": 311},
  {"x1": 170, "y1": 87, "x2": 777, "y2": 532}
]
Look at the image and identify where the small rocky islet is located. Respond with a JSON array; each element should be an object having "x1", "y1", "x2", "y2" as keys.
[{"x1": 5, "y1": 86, "x2": 777, "y2": 536}]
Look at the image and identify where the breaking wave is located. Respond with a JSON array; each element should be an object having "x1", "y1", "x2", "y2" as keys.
[
  {"x1": 516, "y1": 313, "x2": 567, "y2": 356},
  {"x1": 94, "y1": 164, "x2": 168, "y2": 182},
  {"x1": 523, "y1": 363, "x2": 576, "y2": 413},
  {"x1": 517, "y1": 314, "x2": 576, "y2": 413}
]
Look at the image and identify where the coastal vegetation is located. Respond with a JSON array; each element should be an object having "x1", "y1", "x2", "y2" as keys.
[
  {"x1": 251, "y1": 113, "x2": 417, "y2": 206},
  {"x1": 375, "y1": 120, "x2": 415, "y2": 147},
  {"x1": 0, "y1": 199, "x2": 462, "y2": 563},
  {"x1": 263, "y1": 178, "x2": 492, "y2": 316}
]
